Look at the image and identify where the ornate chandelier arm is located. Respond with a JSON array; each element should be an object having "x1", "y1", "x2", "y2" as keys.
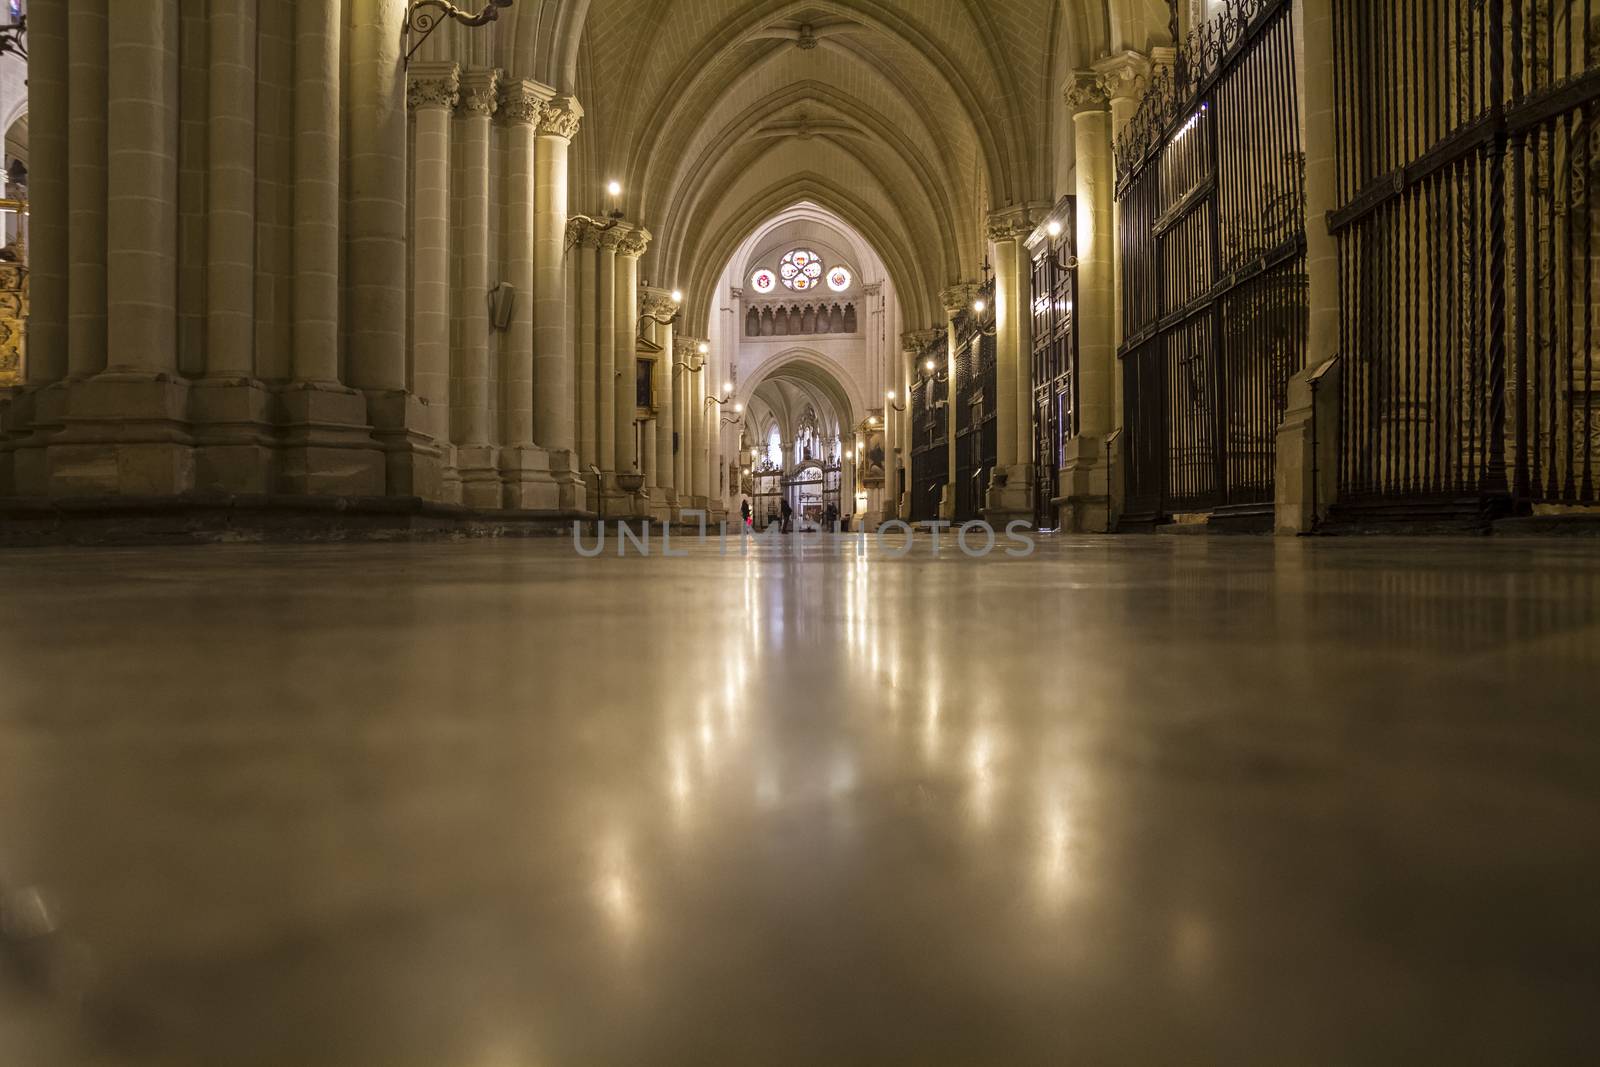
[{"x1": 406, "y1": 0, "x2": 512, "y2": 64}]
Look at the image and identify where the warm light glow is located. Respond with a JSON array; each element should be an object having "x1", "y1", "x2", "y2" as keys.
[
  {"x1": 925, "y1": 359, "x2": 936, "y2": 372},
  {"x1": 722, "y1": 381, "x2": 733, "y2": 393},
  {"x1": 607, "y1": 180, "x2": 622, "y2": 196},
  {"x1": 868, "y1": 416, "x2": 878, "y2": 425},
  {"x1": 735, "y1": 403, "x2": 744, "y2": 413},
  {"x1": 670, "y1": 289, "x2": 682, "y2": 303},
  {"x1": 698, "y1": 342, "x2": 709, "y2": 355},
  {"x1": 973, "y1": 299, "x2": 987, "y2": 313},
  {"x1": 1046, "y1": 219, "x2": 1063, "y2": 239},
  {"x1": 886, "y1": 390, "x2": 896, "y2": 401}
]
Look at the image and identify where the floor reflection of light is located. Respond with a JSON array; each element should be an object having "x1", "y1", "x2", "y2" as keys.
[
  {"x1": 596, "y1": 833, "x2": 638, "y2": 942},
  {"x1": 969, "y1": 729, "x2": 994, "y2": 828},
  {"x1": 668, "y1": 741, "x2": 693, "y2": 829},
  {"x1": 1037, "y1": 802, "x2": 1072, "y2": 906},
  {"x1": 1172, "y1": 913, "x2": 1215, "y2": 978},
  {"x1": 757, "y1": 764, "x2": 780, "y2": 808}
]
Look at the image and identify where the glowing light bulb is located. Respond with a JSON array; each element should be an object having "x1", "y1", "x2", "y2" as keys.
[
  {"x1": 670, "y1": 289, "x2": 683, "y2": 303},
  {"x1": 886, "y1": 390, "x2": 896, "y2": 401},
  {"x1": 973, "y1": 299, "x2": 987, "y2": 313},
  {"x1": 1046, "y1": 220, "x2": 1063, "y2": 238},
  {"x1": 735, "y1": 403, "x2": 744, "y2": 413},
  {"x1": 698, "y1": 343, "x2": 709, "y2": 355},
  {"x1": 925, "y1": 359, "x2": 936, "y2": 372},
  {"x1": 607, "y1": 180, "x2": 622, "y2": 197},
  {"x1": 722, "y1": 381, "x2": 733, "y2": 393}
]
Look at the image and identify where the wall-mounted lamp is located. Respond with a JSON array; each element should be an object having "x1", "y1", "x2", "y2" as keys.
[
  {"x1": 405, "y1": 0, "x2": 511, "y2": 65},
  {"x1": 886, "y1": 390, "x2": 906, "y2": 413}
]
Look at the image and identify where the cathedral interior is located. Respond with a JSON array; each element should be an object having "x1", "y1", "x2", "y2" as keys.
[{"x1": 1, "y1": 0, "x2": 1598, "y2": 1063}]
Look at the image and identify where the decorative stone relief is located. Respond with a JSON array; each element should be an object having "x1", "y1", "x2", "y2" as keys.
[{"x1": 538, "y1": 94, "x2": 584, "y2": 141}]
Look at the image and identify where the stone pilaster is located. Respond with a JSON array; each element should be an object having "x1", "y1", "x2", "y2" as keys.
[
  {"x1": 569, "y1": 219, "x2": 604, "y2": 485},
  {"x1": 48, "y1": 0, "x2": 199, "y2": 498},
  {"x1": 536, "y1": 94, "x2": 583, "y2": 510},
  {"x1": 641, "y1": 286, "x2": 679, "y2": 518},
  {"x1": 940, "y1": 283, "x2": 976, "y2": 521},
  {"x1": 596, "y1": 227, "x2": 620, "y2": 479},
  {"x1": 189, "y1": 0, "x2": 275, "y2": 495},
  {"x1": 496, "y1": 78, "x2": 560, "y2": 511},
  {"x1": 1276, "y1": 0, "x2": 1340, "y2": 534},
  {"x1": 66, "y1": 0, "x2": 108, "y2": 382},
  {"x1": 452, "y1": 67, "x2": 500, "y2": 509},
  {"x1": 983, "y1": 206, "x2": 1044, "y2": 524},
  {"x1": 409, "y1": 62, "x2": 460, "y2": 502},
  {"x1": 1056, "y1": 71, "x2": 1116, "y2": 532}
]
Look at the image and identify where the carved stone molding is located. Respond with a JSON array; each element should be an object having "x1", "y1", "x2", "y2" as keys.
[
  {"x1": 986, "y1": 204, "x2": 1041, "y2": 243},
  {"x1": 538, "y1": 94, "x2": 584, "y2": 141},
  {"x1": 1064, "y1": 70, "x2": 1110, "y2": 115},
  {"x1": 729, "y1": 287, "x2": 744, "y2": 302},
  {"x1": 862, "y1": 281, "x2": 883, "y2": 297},
  {"x1": 498, "y1": 79, "x2": 550, "y2": 126},
  {"x1": 904, "y1": 329, "x2": 944, "y2": 351},
  {"x1": 598, "y1": 227, "x2": 628, "y2": 253},
  {"x1": 566, "y1": 217, "x2": 608, "y2": 250},
  {"x1": 407, "y1": 62, "x2": 460, "y2": 111},
  {"x1": 1094, "y1": 51, "x2": 1154, "y2": 104},
  {"x1": 617, "y1": 224, "x2": 652, "y2": 260},
  {"x1": 458, "y1": 69, "x2": 501, "y2": 117},
  {"x1": 641, "y1": 287, "x2": 679, "y2": 320},
  {"x1": 940, "y1": 283, "x2": 977, "y2": 315}
]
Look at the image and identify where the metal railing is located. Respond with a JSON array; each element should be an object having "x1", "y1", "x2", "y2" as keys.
[{"x1": 1115, "y1": 0, "x2": 1307, "y2": 524}]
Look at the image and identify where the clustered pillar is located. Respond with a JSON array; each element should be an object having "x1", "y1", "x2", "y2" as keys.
[{"x1": 0, "y1": 8, "x2": 590, "y2": 519}]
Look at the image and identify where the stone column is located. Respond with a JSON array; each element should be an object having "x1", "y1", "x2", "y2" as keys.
[
  {"x1": 408, "y1": 62, "x2": 459, "y2": 501},
  {"x1": 66, "y1": 0, "x2": 108, "y2": 381},
  {"x1": 291, "y1": 0, "x2": 341, "y2": 387},
  {"x1": 983, "y1": 207, "x2": 1039, "y2": 523},
  {"x1": 691, "y1": 357, "x2": 709, "y2": 506},
  {"x1": 613, "y1": 225, "x2": 650, "y2": 492},
  {"x1": 596, "y1": 228, "x2": 619, "y2": 477},
  {"x1": 939, "y1": 284, "x2": 973, "y2": 520},
  {"x1": 276, "y1": 0, "x2": 385, "y2": 496},
  {"x1": 349, "y1": 0, "x2": 437, "y2": 499},
  {"x1": 535, "y1": 95, "x2": 583, "y2": 509},
  {"x1": 452, "y1": 68, "x2": 499, "y2": 508},
  {"x1": 1056, "y1": 72, "x2": 1117, "y2": 532},
  {"x1": 48, "y1": 0, "x2": 194, "y2": 496},
  {"x1": 641, "y1": 287, "x2": 679, "y2": 519},
  {"x1": 1275, "y1": 0, "x2": 1341, "y2": 533},
  {"x1": 192, "y1": 0, "x2": 273, "y2": 494},
  {"x1": 570, "y1": 220, "x2": 602, "y2": 484},
  {"x1": 496, "y1": 79, "x2": 559, "y2": 511}
]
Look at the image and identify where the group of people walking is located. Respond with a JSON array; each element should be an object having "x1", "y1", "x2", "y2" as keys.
[{"x1": 740, "y1": 499, "x2": 844, "y2": 533}]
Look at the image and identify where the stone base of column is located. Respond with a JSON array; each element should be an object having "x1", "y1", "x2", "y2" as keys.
[
  {"x1": 1274, "y1": 359, "x2": 1341, "y2": 536},
  {"x1": 456, "y1": 445, "x2": 501, "y2": 510},
  {"x1": 549, "y1": 449, "x2": 586, "y2": 513},
  {"x1": 1054, "y1": 437, "x2": 1113, "y2": 533},
  {"x1": 983, "y1": 463, "x2": 1037, "y2": 526},
  {"x1": 277, "y1": 383, "x2": 386, "y2": 497},
  {"x1": 366, "y1": 391, "x2": 445, "y2": 503},
  {"x1": 647, "y1": 486, "x2": 674, "y2": 523},
  {"x1": 2, "y1": 383, "x2": 67, "y2": 496},
  {"x1": 937, "y1": 485, "x2": 955, "y2": 521},
  {"x1": 44, "y1": 374, "x2": 196, "y2": 497},
  {"x1": 437, "y1": 443, "x2": 462, "y2": 505},
  {"x1": 189, "y1": 378, "x2": 276, "y2": 494},
  {"x1": 498, "y1": 443, "x2": 561, "y2": 511}
]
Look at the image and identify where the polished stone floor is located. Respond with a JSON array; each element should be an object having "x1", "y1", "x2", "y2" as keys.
[{"x1": 0, "y1": 533, "x2": 1597, "y2": 1065}]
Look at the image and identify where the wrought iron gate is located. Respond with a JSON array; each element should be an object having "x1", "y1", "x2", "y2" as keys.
[
  {"x1": 954, "y1": 282, "x2": 998, "y2": 522},
  {"x1": 1331, "y1": 0, "x2": 1600, "y2": 512},
  {"x1": 1031, "y1": 207, "x2": 1079, "y2": 529},
  {"x1": 1115, "y1": 0, "x2": 1307, "y2": 524},
  {"x1": 909, "y1": 334, "x2": 949, "y2": 522}
]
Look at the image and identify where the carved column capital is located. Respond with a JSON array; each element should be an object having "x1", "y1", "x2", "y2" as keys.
[
  {"x1": 1093, "y1": 51, "x2": 1154, "y2": 103},
  {"x1": 729, "y1": 287, "x2": 745, "y2": 302},
  {"x1": 498, "y1": 78, "x2": 551, "y2": 125},
  {"x1": 566, "y1": 217, "x2": 609, "y2": 250},
  {"x1": 457, "y1": 68, "x2": 501, "y2": 117},
  {"x1": 940, "y1": 283, "x2": 977, "y2": 316},
  {"x1": 641, "y1": 287, "x2": 679, "y2": 320},
  {"x1": 538, "y1": 94, "x2": 584, "y2": 141},
  {"x1": 1064, "y1": 69, "x2": 1110, "y2": 115},
  {"x1": 407, "y1": 62, "x2": 460, "y2": 111},
  {"x1": 986, "y1": 204, "x2": 1042, "y2": 243},
  {"x1": 617, "y1": 223, "x2": 652, "y2": 260}
]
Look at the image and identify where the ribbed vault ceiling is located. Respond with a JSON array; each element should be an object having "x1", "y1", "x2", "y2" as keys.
[{"x1": 480, "y1": 0, "x2": 1177, "y2": 331}]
